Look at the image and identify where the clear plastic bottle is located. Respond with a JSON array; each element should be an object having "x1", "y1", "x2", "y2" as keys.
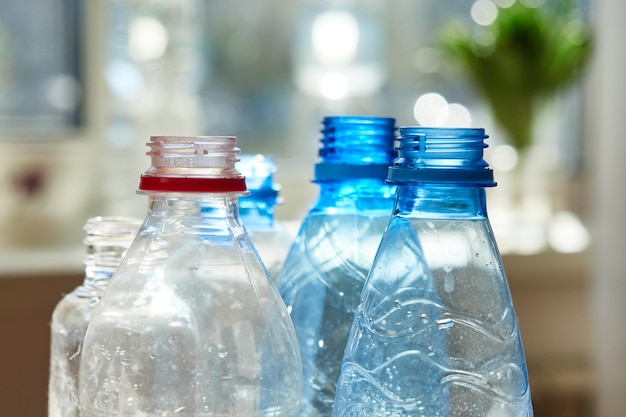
[
  {"x1": 78, "y1": 136, "x2": 302, "y2": 417},
  {"x1": 48, "y1": 216, "x2": 141, "y2": 417},
  {"x1": 333, "y1": 127, "x2": 533, "y2": 417},
  {"x1": 237, "y1": 154, "x2": 293, "y2": 281},
  {"x1": 276, "y1": 116, "x2": 397, "y2": 417}
]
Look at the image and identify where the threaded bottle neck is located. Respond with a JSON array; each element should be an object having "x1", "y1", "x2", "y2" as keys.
[
  {"x1": 83, "y1": 216, "x2": 141, "y2": 291},
  {"x1": 388, "y1": 127, "x2": 495, "y2": 187},
  {"x1": 237, "y1": 154, "x2": 282, "y2": 227},
  {"x1": 237, "y1": 154, "x2": 281, "y2": 206},
  {"x1": 314, "y1": 116, "x2": 397, "y2": 182},
  {"x1": 138, "y1": 136, "x2": 247, "y2": 193}
]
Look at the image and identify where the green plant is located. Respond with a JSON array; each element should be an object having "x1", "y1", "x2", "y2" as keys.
[{"x1": 439, "y1": 0, "x2": 591, "y2": 152}]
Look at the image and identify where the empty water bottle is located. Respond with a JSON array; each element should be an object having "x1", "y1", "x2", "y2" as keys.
[
  {"x1": 237, "y1": 154, "x2": 293, "y2": 281},
  {"x1": 277, "y1": 116, "x2": 397, "y2": 417},
  {"x1": 333, "y1": 127, "x2": 533, "y2": 417},
  {"x1": 78, "y1": 135, "x2": 302, "y2": 417},
  {"x1": 48, "y1": 216, "x2": 140, "y2": 417}
]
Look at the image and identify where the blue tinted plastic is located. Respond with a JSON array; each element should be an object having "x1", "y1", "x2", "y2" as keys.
[
  {"x1": 333, "y1": 128, "x2": 533, "y2": 417},
  {"x1": 388, "y1": 127, "x2": 495, "y2": 186},
  {"x1": 238, "y1": 154, "x2": 281, "y2": 225},
  {"x1": 277, "y1": 116, "x2": 397, "y2": 417},
  {"x1": 315, "y1": 116, "x2": 396, "y2": 182},
  {"x1": 237, "y1": 154, "x2": 292, "y2": 281}
]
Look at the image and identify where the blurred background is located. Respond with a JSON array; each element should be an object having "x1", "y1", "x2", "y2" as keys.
[{"x1": 0, "y1": 0, "x2": 623, "y2": 416}]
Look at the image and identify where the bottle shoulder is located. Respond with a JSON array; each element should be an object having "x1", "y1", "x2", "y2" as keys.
[{"x1": 51, "y1": 290, "x2": 94, "y2": 327}]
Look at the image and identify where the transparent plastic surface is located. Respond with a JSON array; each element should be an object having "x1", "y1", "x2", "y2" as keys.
[
  {"x1": 80, "y1": 136, "x2": 302, "y2": 417},
  {"x1": 238, "y1": 154, "x2": 292, "y2": 281},
  {"x1": 333, "y1": 186, "x2": 533, "y2": 417},
  {"x1": 277, "y1": 181, "x2": 395, "y2": 417},
  {"x1": 246, "y1": 225, "x2": 293, "y2": 280},
  {"x1": 79, "y1": 135, "x2": 300, "y2": 417},
  {"x1": 80, "y1": 195, "x2": 301, "y2": 417},
  {"x1": 318, "y1": 116, "x2": 397, "y2": 166},
  {"x1": 79, "y1": 196, "x2": 302, "y2": 417},
  {"x1": 48, "y1": 217, "x2": 140, "y2": 417},
  {"x1": 277, "y1": 116, "x2": 397, "y2": 417}
]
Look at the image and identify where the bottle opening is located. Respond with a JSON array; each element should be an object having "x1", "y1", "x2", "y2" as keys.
[
  {"x1": 388, "y1": 127, "x2": 495, "y2": 187},
  {"x1": 138, "y1": 136, "x2": 247, "y2": 193},
  {"x1": 315, "y1": 116, "x2": 397, "y2": 182}
]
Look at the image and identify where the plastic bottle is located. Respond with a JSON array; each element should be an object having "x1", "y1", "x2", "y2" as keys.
[
  {"x1": 237, "y1": 154, "x2": 293, "y2": 281},
  {"x1": 333, "y1": 127, "x2": 533, "y2": 417},
  {"x1": 78, "y1": 136, "x2": 302, "y2": 417},
  {"x1": 48, "y1": 216, "x2": 141, "y2": 417},
  {"x1": 276, "y1": 116, "x2": 397, "y2": 417}
]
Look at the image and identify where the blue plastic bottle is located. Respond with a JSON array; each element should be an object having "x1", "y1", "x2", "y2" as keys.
[
  {"x1": 333, "y1": 127, "x2": 533, "y2": 417},
  {"x1": 237, "y1": 154, "x2": 293, "y2": 281},
  {"x1": 277, "y1": 116, "x2": 397, "y2": 417}
]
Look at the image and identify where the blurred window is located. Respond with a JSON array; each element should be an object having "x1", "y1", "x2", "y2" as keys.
[{"x1": 0, "y1": 0, "x2": 83, "y2": 135}]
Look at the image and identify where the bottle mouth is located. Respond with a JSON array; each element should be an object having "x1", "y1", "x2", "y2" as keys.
[
  {"x1": 315, "y1": 116, "x2": 397, "y2": 182},
  {"x1": 138, "y1": 136, "x2": 247, "y2": 193},
  {"x1": 387, "y1": 127, "x2": 495, "y2": 187}
]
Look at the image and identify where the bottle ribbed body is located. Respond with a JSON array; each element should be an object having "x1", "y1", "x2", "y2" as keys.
[
  {"x1": 332, "y1": 128, "x2": 533, "y2": 417},
  {"x1": 78, "y1": 136, "x2": 302, "y2": 417},
  {"x1": 48, "y1": 217, "x2": 140, "y2": 417},
  {"x1": 277, "y1": 116, "x2": 397, "y2": 417}
]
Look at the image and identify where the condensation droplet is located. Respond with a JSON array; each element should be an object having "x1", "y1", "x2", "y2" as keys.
[
  {"x1": 404, "y1": 401, "x2": 417, "y2": 411},
  {"x1": 444, "y1": 273, "x2": 455, "y2": 293},
  {"x1": 217, "y1": 344, "x2": 228, "y2": 358},
  {"x1": 420, "y1": 313, "x2": 429, "y2": 324},
  {"x1": 437, "y1": 318, "x2": 454, "y2": 330},
  {"x1": 394, "y1": 300, "x2": 402, "y2": 309}
]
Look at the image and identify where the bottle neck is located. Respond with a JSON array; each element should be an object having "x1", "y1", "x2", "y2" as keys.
[
  {"x1": 146, "y1": 193, "x2": 242, "y2": 221},
  {"x1": 83, "y1": 248, "x2": 127, "y2": 294},
  {"x1": 82, "y1": 218, "x2": 140, "y2": 293},
  {"x1": 315, "y1": 178, "x2": 396, "y2": 212},
  {"x1": 394, "y1": 184, "x2": 488, "y2": 219}
]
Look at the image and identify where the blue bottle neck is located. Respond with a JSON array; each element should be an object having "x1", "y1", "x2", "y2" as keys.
[
  {"x1": 394, "y1": 184, "x2": 489, "y2": 219},
  {"x1": 314, "y1": 116, "x2": 397, "y2": 184},
  {"x1": 314, "y1": 178, "x2": 396, "y2": 213},
  {"x1": 238, "y1": 176, "x2": 280, "y2": 228},
  {"x1": 239, "y1": 198, "x2": 276, "y2": 228}
]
